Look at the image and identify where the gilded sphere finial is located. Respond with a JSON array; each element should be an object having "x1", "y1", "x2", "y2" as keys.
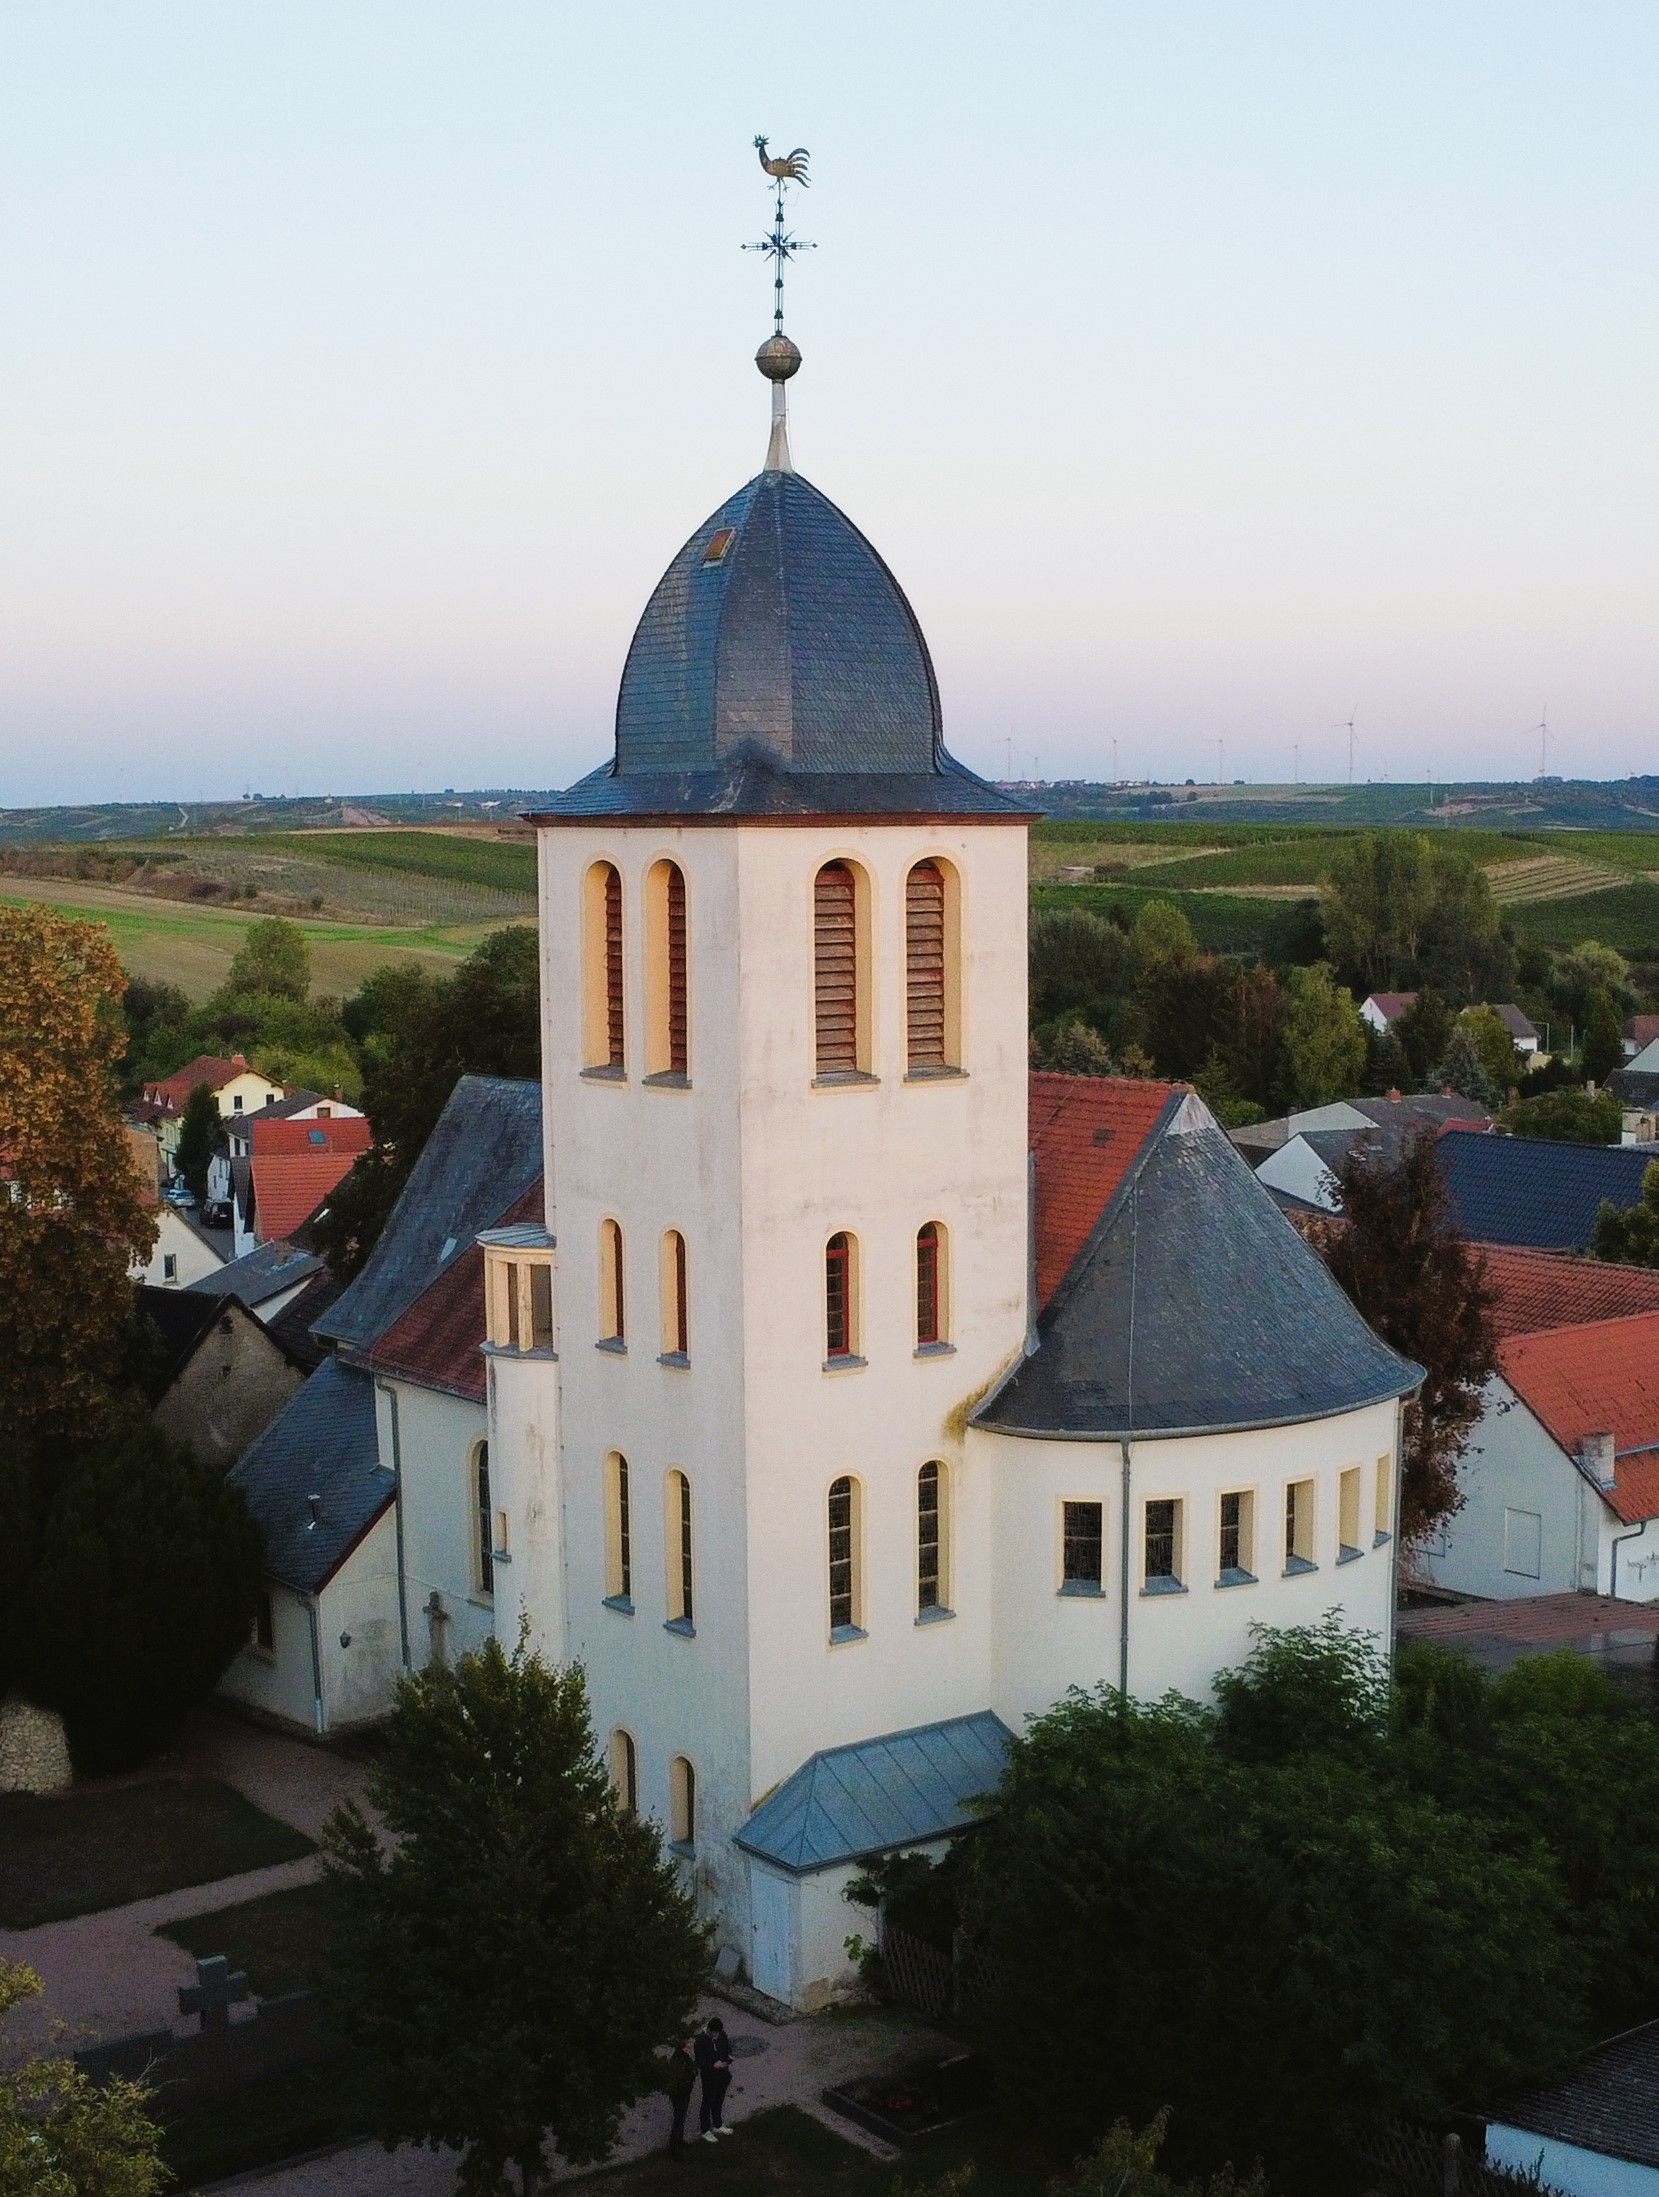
[{"x1": 756, "y1": 334, "x2": 802, "y2": 382}]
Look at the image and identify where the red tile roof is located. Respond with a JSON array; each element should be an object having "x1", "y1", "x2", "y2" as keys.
[
  {"x1": 144, "y1": 1054, "x2": 253, "y2": 1109},
  {"x1": 1625, "y1": 1016, "x2": 1659, "y2": 1049},
  {"x1": 1498, "y1": 1313, "x2": 1659, "y2": 1523},
  {"x1": 1398, "y1": 1592, "x2": 1659, "y2": 1649},
  {"x1": 250, "y1": 1116, "x2": 373, "y2": 1158},
  {"x1": 1480, "y1": 1245, "x2": 1659, "y2": 1340},
  {"x1": 1365, "y1": 992, "x2": 1418, "y2": 1020},
  {"x1": 1029, "y1": 1071, "x2": 1178, "y2": 1310},
  {"x1": 359, "y1": 1184, "x2": 543, "y2": 1399},
  {"x1": 252, "y1": 1151, "x2": 361, "y2": 1243}
]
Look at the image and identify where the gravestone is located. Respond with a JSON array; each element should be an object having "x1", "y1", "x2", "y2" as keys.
[{"x1": 179, "y1": 1955, "x2": 250, "y2": 2033}]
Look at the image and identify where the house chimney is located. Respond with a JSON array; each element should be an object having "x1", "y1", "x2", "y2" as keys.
[
  {"x1": 232, "y1": 1053, "x2": 247, "y2": 1068},
  {"x1": 1386, "y1": 1088, "x2": 1402, "y2": 1103},
  {"x1": 1580, "y1": 1432, "x2": 1617, "y2": 1490}
]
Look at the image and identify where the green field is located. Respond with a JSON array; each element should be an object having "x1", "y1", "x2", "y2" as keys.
[{"x1": 181, "y1": 827, "x2": 539, "y2": 894}]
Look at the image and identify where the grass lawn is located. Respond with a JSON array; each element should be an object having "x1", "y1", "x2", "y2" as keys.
[
  {"x1": 0, "y1": 1777, "x2": 314, "y2": 1928},
  {"x1": 574, "y1": 2103, "x2": 1041, "y2": 2197},
  {"x1": 156, "y1": 1878, "x2": 339, "y2": 1998},
  {"x1": 157, "y1": 2047, "x2": 382, "y2": 2190}
]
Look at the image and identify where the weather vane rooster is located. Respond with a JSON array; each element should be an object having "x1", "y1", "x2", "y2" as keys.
[{"x1": 754, "y1": 136, "x2": 810, "y2": 186}]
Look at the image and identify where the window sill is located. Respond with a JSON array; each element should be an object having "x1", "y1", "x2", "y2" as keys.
[
  {"x1": 488, "y1": 1550, "x2": 511, "y2": 1568},
  {"x1": 482, "y1": 1342, "x2": 558, "y2": 1362},
  {"x1": 595, "y1": 1337, "x2": 627, "y2": 1356},
  {"x1": 822, "y1": 1354, "x2": 867, "y2": 1373},
  {"x1": 915, "y1": 1604, "x2": 955, "y2": 1626},
  {"x1": 1058, "y1": 1579, "x2": 1105, "y2": 1599},
  {"x1": 1282, "y1": 1555, "x2": 1319, "y2": 1577},
  {"x1": 469, "y1": 1591, "x2": 497, "y2": 1611},
  {"x1": 1337, "y1": 1544, "x2": 1363, "y2": 1566},
  {"x1": 664, "y1": 1616, "x2": 696, "y2": 1639},
  {"x1": 812, "y1": 1071, "x2": 880, "y2": 1090},
  {"x1": 1216, "y1": 1567, "x2": 1257, "y2": 1589},
  {"x1": 829, "y1": 1623, "x2": 868, "y2": 1646},
  {"x1": 580, "y1": 1065, "x2": 627, "y2": 1084},
  {"x1": 1373, "y1": 1530, "x2": 1392, "y2": 1549},
  {"x1": 913, "y1": 1341, "x2": 956, "y2": 1360},
  {"x1": 1141, "y1": 1575, "x2": 1187, "y2": 1597},
  {"x1": 657, "y1": 1351, "x2": 690, "y2": 1370},
  {"x1": 643, "y1": 1071, "x2": 691, "y2": 1091},
  {"x1": 903, "y1": 1065, "x2": 968, "y2": 1084},
  {"x1": 602, "y1": 1594, "x2": 634, "y2": 1616},
  {"x1": 244, "y1": 1645, "x2": 276, "y2": 1665},
  {"x1": 668, "y1": 1839, "x2": 695, "y2": 1860}
]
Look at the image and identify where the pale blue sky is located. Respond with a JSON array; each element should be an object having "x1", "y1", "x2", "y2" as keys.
[{"x1": 1, "y1": 2, "x2": 1655, "y2": 802}]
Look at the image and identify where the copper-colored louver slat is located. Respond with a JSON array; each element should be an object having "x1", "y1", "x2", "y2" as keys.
[
  {"x1": 906, "y1": 862, "x2": 946, "y2": 1067},
  {"x1": 666, "y1": 864, "x2": 688, "y2": 1076},
  {"x1": 815, "y1": 862, "x2": 858, "y2": 1075},
  {"x1": 604, "y1": 865, "x2": 624, "y2": 1068}
]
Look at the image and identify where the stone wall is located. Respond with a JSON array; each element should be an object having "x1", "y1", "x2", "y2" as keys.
[{"x1": 0, "y1": 1697, "x2": 72, "y2": 1794}]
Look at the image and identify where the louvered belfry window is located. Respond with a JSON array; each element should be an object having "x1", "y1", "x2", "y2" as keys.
[
  {"x1": 814, "y1": 861, "x2": 858, "y2": 1076},
  {"x1": 906, "y1": 860, "x2": 947, "y2": 1069},
  {"x1": 665, "y1": 862, "x2": 688, "y2": 1075},
  {"x1": 603, "y1": 864, "x2": 624, "y2": 1069}
]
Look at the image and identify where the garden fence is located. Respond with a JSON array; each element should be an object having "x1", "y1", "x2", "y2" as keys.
[{"x1": 1357, "y1": 2119, "x2": 1567, "y2": 2197}]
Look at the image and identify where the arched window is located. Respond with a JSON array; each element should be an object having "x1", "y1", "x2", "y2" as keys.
[
  {"x1": 915, "y1": 1221, "x2": 948, "y2": 1348},
  {"x1": 473, "y1": 1441, "x2": 493, "y2": 1597},
  {"x1": 814, "y1": 860, "x2": 868, "y2": 1078},
  {"x1": 604, "y1": 1452, "x2": 632, "y2": 1604},
  {"x1": 660, "y1": 1230, "x2": 689, "y2": 1360},
  {"x1": 610, "y1": 1729, "x2": 638, "y2": 1815},
  {"x1": 828, "y1": 1476, "x2": 864, "y2": 1638},
  {"x1": 644, "y1": 859, "x2": 690, "y2": 1079},
  {"x1": 666, "y1": 1470, "x2": 694, "y2": 1629},
  {"x1": 670, "y1": 1755, "x2": 696, "y2": 1849},
  {"x1": 906, "y1": 859, "x2": 951, "y2": 1070},
  {"x1": 825, "y1": 1231, "x2": 858, "y2": 1362},
  {"x1": 583, "y1": 861, "x2": 626, "y2": 1073},
  {"x1": 917, "y1": 1461, "x2": 951, "y2": 1615},
  {"x1": 599, "y1": 1219, "x2": 625, "y2": 1345}
]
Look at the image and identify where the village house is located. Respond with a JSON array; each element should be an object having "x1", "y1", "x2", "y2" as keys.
[
  {"x1": 126, "y1": 1125, "x2": 229, "y2": 1289},
  {"x1": 134, "y1": 1284, "x2": 306, "y2": 1470},
  {"x1": 136, "y1": 1053, "x2": 284, "y2": 1171},
  {"x1": 1438, "y1": 1132, "x2": 1658, "y2": 1252}
]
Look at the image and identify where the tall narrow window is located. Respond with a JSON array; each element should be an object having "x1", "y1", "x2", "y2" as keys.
[
  {"x1": 1144, "y1": 1498, "x2": 1183, "y2": 1589},
  {"x1": 670, "y1": 1756, "x2": 696, "y2": 1849},
  {"x1": 660, "y1": 1230, "x2": 689, "y2": 1359},
  {"x1": 915, "y1": 1221, "x2": 946, "y2": 1348},
  {"x1": 610, "y1": 1729, "x2": 637, "y2": 1814},
  {"x1": 824, "y1": 1232, "x2": 856, "y2": 1362},
  {"x1": 666, "y1": 1470, "x2": 694, "y2": 1629},
  {"x1": 828, "y1": 1476, "x2": 863, "y2": 1637},
  {"x1": 906, "y1": 860, "x2": 948, "y2": 1068},
  {"x1": 583, "y1": 862, "x2": 626, "y2": 1072},
  {"x1": 1062, "y1": 1500, "x2": 1103, "y2": 1593},
  {"x1": 599, "y1": 1219, "x2": 625, "y2": 1345},
  {"x1": 604, "y1": 1452, "x2": 632, "y2": 1604},
  {"x1": 814, "y1": 860, "x2": 860, "y2": 1077},
  {"x1": 1375, "y1": 1454, "x2": 1392, "y2": 1544},
  {"x1": 529, "y1": 1263, "x2": 554, "y2": 1351},
  {"x1": 1218, "y1": 1490, "x2": 1255, "y2": 1582},
  {"x1": 474, "y1": 1442, "x2": 493, "y2": 1596},
  {"x1": 1338, "y1": 1467, "x2": 1362, "y2": 1560},
  {"x1": 644, "y1": 859, "x2": 690, "y2": 1079},
  {"x1": 1285, "y1": 1479, "x2": 1316, "y2": 1571},
  {"x1": 918, "y1": 1461, "x2": 950, "y2": 1615}
]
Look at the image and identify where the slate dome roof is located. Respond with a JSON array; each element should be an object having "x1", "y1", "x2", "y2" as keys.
[{"x1": 535, "y1": 465, "x2": 1031, "y2": 822}]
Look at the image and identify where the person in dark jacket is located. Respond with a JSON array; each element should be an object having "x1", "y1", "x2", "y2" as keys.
[
  {"x1": 694, "y1": 2015, "x2": 734, "y2": 2139},
  {"x1": 663, "y1": 2036, "x2": 697, "y2": 2159}
]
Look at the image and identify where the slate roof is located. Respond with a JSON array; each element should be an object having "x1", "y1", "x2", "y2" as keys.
[
  {"x1": 1489, "y1": 1003, "x2": 1540, "y2": 1043},
  {"x1": 359, "y1": 1183, "x2": 543, "y2": 1401},
  {"x1": 1607, "y1": 1069, "x2": 1659, "y2": 1109},
  {"x1": 229, "y1": 1357, "x2": 392, "y2": 1594},
  {"x1": 1030, "y1": 1073, "x2": 1179, "y2": 1310},
  {"x1": 529, "y1": 469, "x2": 1032, "y2": 824},
  {"x1": 1498, "y1": 1314, "x2": 1659, "y2": 1524},
  {"x1": 224, "y1": 1091, "x2": 333, "y2": 1151},
  {"x1": 980, "y1": 1088, "x2": 1420, "y2": 1440},
  {"x1": 737, "y1": 1712, "x2": 1013, "y2": 1876},
  {"x1": 315, "y1": 1076, "x2": 543, "y2": 1354},
  {"x1": 1484, "y1": 2019, "x2": 1659, "y2": 2171},
  {"x1": 263, "y1": 1270, "x2": 344, "y2": 1372},
  {"x1": 1438, "y1": 1132, "x2": 1656, "y2": 1252},
  {"x1": 1479, "y1": 1245, "x2": 1659, "y2": 1340},
  {"x1": 133, "y1": 1286, "x2": 292, "y2": 1398},
  {"x1": 185, "y1": 1239, "x2": 326, "y2": 1311}
]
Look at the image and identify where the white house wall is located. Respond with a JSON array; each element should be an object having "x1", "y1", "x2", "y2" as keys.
[
  {"x1": 1417, "y1": 1379, "x2": 1604, "y2": 1601},
  {"x1": 980, "y1": 1398, "x2": 1403, "y2": 1724},
  {"x1": 375, "y1": 1379, "x2": 495, "y2": 1669},
  {"x1": 1485, "y1": 2123, "x2": 1659, "y2": 2197},
  {"x1": 134, "y1": 1207, "x2": 225, "y2": 1289},
  {"x1": 222, "y1": 1584, "x2": 320, "y2": 1730},
  {"x1": 219, "y1": 1514, "x2": 401, "y2": 1734}
]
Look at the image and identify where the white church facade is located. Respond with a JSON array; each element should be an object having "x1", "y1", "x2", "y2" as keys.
[{"x1": 225, "y1": 332, "x2": 1419, "y2": 2011}]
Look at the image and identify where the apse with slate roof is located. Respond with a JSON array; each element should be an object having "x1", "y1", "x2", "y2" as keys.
[{"x1": 475, "y1": 144, "x2": 1418, "y2": 2012}]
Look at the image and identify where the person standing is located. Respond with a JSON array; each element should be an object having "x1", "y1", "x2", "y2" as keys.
[
  {"x1": 694, "y1": 2015, "x2": 734, "y2": 2140},
  {"x1": 664, "y1": 2035, "x2": 697, "y2": 2159}
]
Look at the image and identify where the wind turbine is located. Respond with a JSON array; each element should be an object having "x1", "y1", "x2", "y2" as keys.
[
  {"x1": 1335, "y1": 708, "x2": 1357, "y2": 785},
  {"x1": 1529, "y1": 708, "x2": 1549, "y2": 779}
]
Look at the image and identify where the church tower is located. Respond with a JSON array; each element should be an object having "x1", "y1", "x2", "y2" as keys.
[{"x1": 484, "y1": 152, "x2": 1037, "y2": 2006}]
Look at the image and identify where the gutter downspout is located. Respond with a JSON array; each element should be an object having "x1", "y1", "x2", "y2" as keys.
[
  {"x1": 1118, "y1": 1183, "x2": 1140, "y2": 1702},
  {"x1": 380, "y1": 1382, "x2": 413, "y2": 1673},
  {"x1": 1119, "y1": 1439, "x2": 1132, "y2": 1699},
  {"x1": 1609, "y1": 1516, "x2": 1649, "y2": 1601},
  {"x1": 305, "y1": 1594, "x2": 325, "y2": 1735},
  {"x1": 1025, "y1": 1151, "x2": 1039, "y2": 1357}
]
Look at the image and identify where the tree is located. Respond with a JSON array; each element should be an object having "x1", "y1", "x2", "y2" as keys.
[
  {"x1": 1392, "y1": 989, "x2": 1452, "y2": 1086},
  {"x1": 1458, "y1": 1007, "x2": 1521, "y2": 1097},
  {"x1": 1583, "y1": 988, "x2": 1624, "y2": 1087},
  {"x1": 1214, "y1": 963, "x2": 1285, "y2": 1111},
  {"x1": 1130, "y1": 898, "x2": 1199, "y2": 969},
  {"x1": 174, "y1": 1080, "x2": 219, "y2": 1200},
  {"x1": 322, "y1": 1638, "x2": 708, "y2": 2196},
  {"x1": 1415, "y1": 854, "x2": 1514, "y2": 1005},
  {"x1": 1036, "y1": 1020, "x2": 1115, "y2": 1076},
  {"x1": 119, "y1": 976, "x2": 190, "y2": 1096},
  {"x1": 1318, "y1": 1129, "x2": 1497, "y2": 1542},
  {"x1": 225, "y1": 915, "x2": 310, "y2": 1002},
  {"x1": 1501, "y1": 1088, "x2": 1623, "y2": 1145},
  {"x1": 1590, "y1": 1160, "x2": 1659, "y2": 1267},
  {"x1": 5, "y1": 1417, "x2": 262, "y2": 1773},
  {"x1": 1433, "y1": 1025, "x2": 1501, "y2": 1109},
  {"x1": 0, "y1": 906, "x2": 155, "y2": 1450},
  {"x1": 1320, "y1": 833, "x2": 1435, "y2": 991},
  {"x1": 0, "y1": 1960, "x2": 167, "y2": 2197},
  {"x1": 1552, "y1": 940, "x2": 1633, "y2": 1027},
  {"x1": 1048, "y1": 2113, "x2": 1269, "y2": 2197},
  {"x1": 313, "y1": 926, "x2": 540, "y2": 1279},
  {"x1": 1275, "y1": 963, "x2": 1366, "y2": 1109}
]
